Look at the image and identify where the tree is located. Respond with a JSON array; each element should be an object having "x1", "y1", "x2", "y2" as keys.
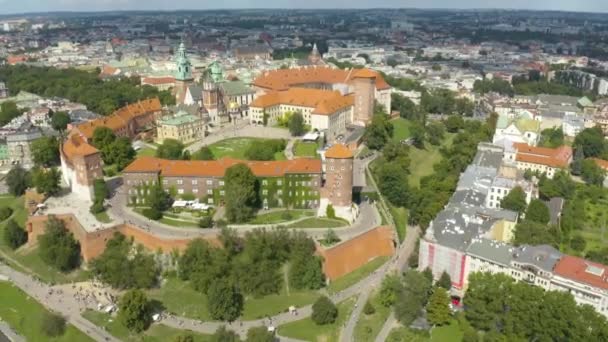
[
  {"x1": 436, "y1": 271, "x2": 452, "y2": 290},
  {"x1": 198, "y1": 216, "x2": 214, "y2": 228},
  {"x1": 525, "y1": 199, "x2": 550, "y2": 224},
  {"x1": 40, "y1": 312, "x2": 66, "y2": 337},
  {"x1": 246, "y1": 326, "x2": 275, "y2": 342},
  {"x1": 31, "y1": 136, "x2": 60, "y2": 167},
  {"x1": 570, "y1": 235, "x2": 587, "y2": 252},
  {"x1": 106, "y1": 137, "x2": 136, "y2": 170},
  {"x1": 211, "y1": 326, "x2": 239, "y2": 342},
  {"x1": 91, "y1": 178, "x2": 109, "y2": 215},
  {"x1": 364, "y1": 113, "x2": 393, "y2": 150},
  {"x1": 0, "y1": 206, "x2": 12, "y2": 221},
  {"x1": 38, "y1": 216, "x2": 80, "y2": 272},
  {"x1": 363, "y1": 300, "x2": 376, "y2": 315},
  {"x1": 379, "y1": 274, "x2": 403, "y2": 307},
  {"x1": 5, "y1": 165, "x2": 30, "y2": 196},
  {"x1": 426, "y1": 121, "x2": 445, "y2": 146},
  {"x1": 574, "y1": 127, "x2": 606, "y2": 158},
  {"x1": 92, "y1": 126, "x2": 116, "y2": 151},
  {"x1": 0, "y1": 101, "x2": 24, "y2": 126},
  {"x1": 394, "y1": 270, "x2": 432, "y2": 325},
  {"x1": 118, "y1": 289, "x2": 151, "y2": 333},
  {"x1": 376, "y1": 162, "x2": 410, "y2": 207},
  {"x1": 444, "y1": 115, "x2": 464, "y2": 133},
  {"x1": 148, "y1": 184, "x2": 173, "y2": 213},
  {"x1": 581, "y1": 159, "x2": 605, "y2": 186},
  {"x1": 426, "y1": 287, "x2": 451, "y2": 326},
  {"x1": 192, "y1": 146, "x2": 215, "y2": 160},
  {"x1": 311, "y1": 296, "x2": 338, "y2": 325},
  {"x1": 51, "y1": 111, "x2": 70, "y2": 132},
  {"x1": 174, "y1": 334, "x2": 195, "y2": 342},
  {"x1": 3, "y1": 219, "x2": 27, "y2": 250},
  {"x1": 207, "y1": 278, "x2": 243, "y2": 322},
  {"x1": 156, "y1": 139, "x2": 186, "y2": 160},
  {"x1": 538, "y1": 171, "x2": 576, "y2": 200},
  {"x1": 224, "y1": 164, "x2": 258, "y2": 223},
  {"x1": 326, "y1": 204, "x2": 336, "y2": 219},
  {"x1": 244, "y1": 140, "x2": 286, "y2": 161},
  {"x1": 500, "y1": 187, "x2": 527, "y2": 213},
  {"x1": 289, "y1": 253, "x2": 325, "y2": 291},
  {"x1": 31, "y1": 167, "x2": 61, "y2": 196},
  {"x1": 323, "y1": 229, "x2": 340, "y2": 245},
  {"x1": 410, "y1": 121, "x2": 426, "y2": 148},
  {"x1": 514, "y1": 220, "x2": 561, "y2": 248},
  {"x1": 539, "y1": 128, "x2": 564, "y2": 148},
  {"x1": 288, "y1": 112, "x2": 306, "y2": 136}
]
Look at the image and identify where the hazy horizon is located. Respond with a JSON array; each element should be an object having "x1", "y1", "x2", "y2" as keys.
[{"x1": 0, "y1": 1, "x2": 607, "y2": 16}]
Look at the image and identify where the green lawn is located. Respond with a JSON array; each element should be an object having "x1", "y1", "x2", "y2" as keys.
[
  {"x1": 137, "y1": 147, "x2": 157, "y2": 157},
  {"x1": 0, "y1": 281, "x2": 94, "y2": 342},
  {"x1": 408, "y1": 133, "x2": 455, "y2": 187},
  {"x1": 0, "y1": 196, "x2": 89, "y2": 284},
  {"x1": 148, "y1": 277, "x2": 319, "y2": 321},
  {"x1": 207, "y1": 137, "x2": 286, "y2": 160},
  {"x1": 431, "y1": 319, "x2": 464, "y2": 342},
  {"x1": 328, "y1": 256, "x2": 389, "y2": 293},
  {"x1": 83, "y1": 310, "x2": 211, "y2": 342},
  {"x1": 354, "y1": 290, "x2": 392, "y2": 341},
  {"x1": 246, "y1": 210, "x2": 315, "y2": 225},
  {"x1": 294, "y1": 141, "x2": 319, "y2": 158},
  {"x1": 278, "y1": 297, "x2": 356, "y2": 342},
  {"x1": 390, "y1": 206, "x2": 408, "y2": 242},
  {"x1": 391, "y1": 118, "x2": 414, "y2": 143},
  {"x1": 94, "y1": 210, "x2": 112, "y2": 223},
  {"x1": 286, "y1": 217, "x2": 349, "y2": 229},
  {"x1": 159, "y1": 216, "x2": 199, "y2": 228}
]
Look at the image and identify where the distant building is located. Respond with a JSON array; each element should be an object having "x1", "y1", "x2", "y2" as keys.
[
  {"x1": 156, "y1": 110, "x2": 205, "y2": 144},
  {"x1": 141, "y1": 76, "x2": 176, "y2": 91},
  {"x1": 233, "y1": 45, "x2": 271, "y2": 61},
  {"x1": 60, "y1": 134, "x2": 103, "y2": 201},
  {"x1": 505, "y1": 143, "x2": 572, "y2": 179},
  {"x1": 6, "y1": 127, "x2": 43, "y2": 168}
]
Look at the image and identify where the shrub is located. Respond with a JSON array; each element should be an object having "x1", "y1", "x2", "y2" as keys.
[
  {"x1": 363, "y1": 300, "x2": 376, "y2": 315},
  {"x1": 142, "y1": 208, "x2": 162, "y2": 220},
  {"x1": 4, "y1": 219, "x2": 27, "y2": 250},
  {"x1": 311, "y1": 296, "x2": 338, "y2": 325},
  {"x1": 326, "y1": 204, "x2": 336, "y2": 219},
  {"x1": 281, "y1": 210, "x2": 293, "y2": 220},
  {"x1": 198, "y1": 216, "x2": 214, "y2": 228},
  {"x1": 89, "y1": 202, "x2": 104, "y2": 214},
  {"x1": 216, "y1": 219, "x2": 228, "y2": 228},
  {"x1": 41, "y1": 312, "x2": 66, "y2": 337},
  {"x1": 0, "y1": 206, "x2": 13, "y2": 221}
]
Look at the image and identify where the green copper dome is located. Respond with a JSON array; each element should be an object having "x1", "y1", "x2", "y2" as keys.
[{"x1": 208, "y1": 61, "x2": 225, "y2": 83}]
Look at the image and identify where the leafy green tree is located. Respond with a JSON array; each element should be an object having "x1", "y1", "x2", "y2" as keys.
[
  {"x1": 91, "y1": 233, "x2": 158, "y2": 289},
  {"x1": 323, "y1": 229, "x2": 340, "y2": 245},
  {"x1": 148, "y1": 184, "x2": 173, "y2": 213},
  {"x1": 289, "y1": 253, "x2": 325, "y2": 291},
  {"x1": 207, "y1": 278, "x2": 243, "y2": 321},
  {"x1": 31, "y1": 136, "x2": 60, "y2": 167},
  {"x1": 118, "y1": 289, "x2": 151, "y2": 333},
  {"x1": 364, "y1": 113, "x2": 393, "y2": 150},
  {"x1": 376, "y1": 162, "x2": 410, "y2": 207},
  {"x1": 246, "y1": 326, "x2": 274, "y2": 342},
  {"x1": 40, "y1": 312, "x2": 66, "y2": 337},
  {"x1": 311, "y1": 296, "x2": 338, "y2": 325},
  {"x1": 570, "y1": 235, "x2": 587, "y2": 253},
  {"x1": 455, "y1": 98, "x2": 474, "y2": 116},
  {"x1": 538, "y1": 171, "x2": 576, "y2": 200},
  {"x1": 31, "y1": 167, "x2": 61, "y2": 196},
  {"x1": 426, "y1": 287, "x2": 451, "y2": 326},
  {"x1": 574, "y1": 127, "x2": 606, "y2": 158},
  {"x1": 581, "y1": 159, "x2": 605, "y2": 186},
  {"x1": 51, "y1": 111, "x2": 70, "y2": 132},
  {"x1": 211, "y1": 326, "x2": 239, "y2": 342},
  {"x1": 3, "y1": 219, "x2": 27, "y2": 250},
  {"x1": 379, "y1": 274, "x2": 403, "y2": 307},
  {"x1": 192, "y1": 146, "x2": 215, "y2": 160},
  {"x1": 539, "y1": 127, "x2": 564, "y2": 148},
  {"x1": 5, "y1": 165, "x2": 30, "y2": 196},
  {"x1": 38, "y1": 216, "x2": 80, "y2": 272},
  {"x1": 156, "y1": 139, "x2": 186, "y2": 160},
  {"x1": 500, "y1": 187, "x2": 527, "y2": 213},
  {"x1": 426, "y1": 121, "x2": 445, "y2": 146},
  {"x1": 436, "y1": 271, "x2": 452, "y2": 290},
  {"x1": 0, "y1": 101, "x2": 23, "y2": 126},
  {"x1": 444, "y1": 115, "x2": 465, "y2": 133},
  {"x1": 394, "y1": 270, "x2": 432, "y2": 325},
  {"x1": 106, "y1": 137, "x2": 136, "y2": 170},
  {"x1": 244, "y1": 139, "x2": 286, "y2": 161},
  {"x1": 514, "y1": 220, "x2": 561, "y2": 247},
  {"x1": 0, "y1": 206, "x2": 12, "y2": 221},
  {"x1": 410, "y1": 121, "x2": 426, "y2": 148},
  {"x1": 525, "y1": 199, "x2": 550, "y2": 224},
  {"x1": 288, "y1": 111, "x2": 306, "y2": 136},
  {"x1": 326, "y1": 204, "x2": 336, "y2": 219},
  {"x1": 224, "y1": 164, "x2": 258, "y2": 223},
  {"x1": 92, "y1": 127, "x2": 116, "y2": 151}
]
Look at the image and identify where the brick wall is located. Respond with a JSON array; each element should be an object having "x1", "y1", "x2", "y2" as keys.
[
  {"x1": 26, "y1": 214, "x2": 219, "y2": 262},
  {"x1": 318, "y1": 226, "x2": 395, "y2": 280}
]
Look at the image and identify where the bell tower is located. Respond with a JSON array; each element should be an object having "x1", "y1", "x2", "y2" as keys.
[{"x1": 174, "y1": 41, "x2": 194, "y2": 104}]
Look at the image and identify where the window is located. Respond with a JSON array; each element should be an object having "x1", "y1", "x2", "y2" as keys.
[
  {"x1": 163, "y1": 179, "x2": 168, "y2": 185},
  {"x1": 192, "y1": 180, "x2": 198, "y2": 185},
  {"x1": 262, "y1": 180, "x2": 268, "y2": 185},
  {"x1": 193, "y1": 189, "x2": 198, "y2": 194},
  {"x1": 220, "y1": 190, "x2": 225, "y2": 196},
  {"x1": 206, "y1": 179, "x2": 213, "y2": 185},
  {"x1": 219, "y1": 181, "x2": 225, "y2": 186},
  {"x1": 262, "y1": 189, "x2": 268, "y2": 195},
  {"x1": 178, "y1": 189, "x2": 184, "y2": 194},
  {"x1": 277, "y1": 180, "x2": 282, "y2": 186},
  {"x1": 207, "y1": 189, "x2": 213, "y2": 195},
  {"x1": 177, "y1": 179, "x2": 183, "y2": 185}
]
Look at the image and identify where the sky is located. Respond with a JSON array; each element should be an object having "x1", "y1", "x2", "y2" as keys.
[{"x1": 0, "y1": 0, "x2": 607, "y2": 15}]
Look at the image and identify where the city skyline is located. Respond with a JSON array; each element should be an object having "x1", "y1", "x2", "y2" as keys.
[{"x1": 0, "y1": 0, "x2": 607, "y2": 15}]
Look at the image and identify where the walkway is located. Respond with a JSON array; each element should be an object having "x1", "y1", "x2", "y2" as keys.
[{"x1": 0, "y1": 264, "x2": 119, "y2": 342}]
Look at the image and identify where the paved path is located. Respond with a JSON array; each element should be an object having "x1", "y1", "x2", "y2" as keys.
[
  {"x1": 374, "y1": 313, "x2": 397, "y2": 342},
  {"x1": 0, "y1": 322, "x2": 24, "y2": 342},
  {"x1": 0, "y1": 264, "x2": 118, "y2": 342}
]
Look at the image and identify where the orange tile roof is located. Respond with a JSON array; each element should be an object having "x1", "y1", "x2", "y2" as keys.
[
  {"x1": 253, "y1": 66, "x2": 390, "y2": 91},
  {"x1": 250, "y1": 88, "x2": 354, "y2": 116},
  {"x1": 142, "y1": 76, "x2": 175, "y2": 85},
  {"x1": 62, "y1": 134, "x2": 99, "y2": 161},
  {"x1": 591, "y1": 158, "x2": 608, "y2": 170},
  {"x1": 124, "y1": 157, "x2": 322, "y2": 178},
  {"x1": 352, "y1": 68, "x2": 378, "y2": 79},
  {"x1": 7, "y1": 55, "x2": 27, "y2": 65},
  {"x1": 75, "y1": 98, "x2": 161, "y2": 139},
  {"x1": 554, "y1": 255, "x2": 608, "y2": 290},
  {"x1": 514, "y1": 143, "x2": 572, "y2": 168},
  {"x1": 325, "y1": 144, "x2": 353, "y2": 159}
]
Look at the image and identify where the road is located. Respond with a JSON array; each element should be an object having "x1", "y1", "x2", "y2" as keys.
[{"x1": 0, "y1": 264, "x2": 119, "y2": 342}]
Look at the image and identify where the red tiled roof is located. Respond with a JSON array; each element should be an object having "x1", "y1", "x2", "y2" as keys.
[
  {"x1": 554, "y1": 255, "x2": 608, "y2": 290},
  {"x1": 123, "y1": 157, "x2": 322, "y2": 178},
  {"x1": 250, "y1": 88, "x2": 354, "y2": 116},
  {"x1": 325, "y1": 144, "x2": 353, "y2": 159},
  {"x1": 514, "y1": 143, "x2": 572, "y2": 168},
  {"x1": 142, "y1": 76, "x2": 175, "y2": 85},
  {"x1": 253, "y1": 66, "x2": 390, "y2": 91},
  {"x1": 591, "y1": 158, "x2": 608, "y2": 170},
  {"x1": 62, "y1": 134, "x2": 99, "y2": 161}
]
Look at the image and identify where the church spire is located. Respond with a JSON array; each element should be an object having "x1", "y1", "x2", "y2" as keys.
[{"x1": 175, "y1": 40, "x2": 193, "y2": 81}]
